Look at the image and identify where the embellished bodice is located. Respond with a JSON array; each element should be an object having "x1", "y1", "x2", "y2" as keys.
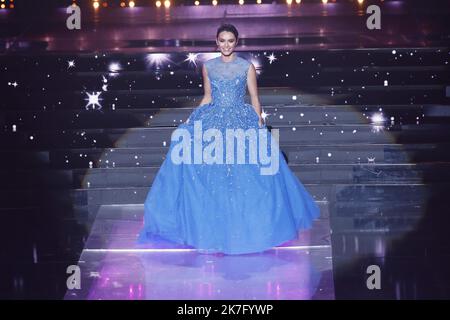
[
  {"x1": 204, "y1": 56, "x2": 250, "y2": 107},
  {"x1": 186, "y1": 55, "x2": 259, "y2": 129}
]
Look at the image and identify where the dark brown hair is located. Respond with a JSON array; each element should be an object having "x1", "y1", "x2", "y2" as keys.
[{"x1": 216, "y1": 24, "x2": 239, "y2": 41}]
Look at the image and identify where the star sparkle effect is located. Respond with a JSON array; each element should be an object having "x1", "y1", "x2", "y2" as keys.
[
  {"x1": 184, "y1": 53, "x2": 200, "y2": 66},
  {"x1": 89, "y1": 272, "x2": 101, "y2": 278},
  {"x1": 85, "y1": 92, "x2": 103, "y2": 110},
  {"x1": 371, "y1": 112, "x2": 385, "y2": 124},
  {"x1": 67, "y1": 60, "x2": 75, "y2": 69},
  {"x1": 266, "y1": 53, "x2": 277, "y2": 64},
  {"x1": 145, "y1": 53, "x2": 171, "y2": 68},
  {"x1": 370, "y1": 112, "x2": 386, "y2": 132},
  {"x1": 108, "y1": 62, "x2": 122, "y2": 77},
  {"x1": 261, "y1": 109, "x2": 270, "y2": 121}
]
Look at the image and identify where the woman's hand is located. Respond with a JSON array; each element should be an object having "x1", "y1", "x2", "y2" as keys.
[{"x1": 258, "y1": 114, "x2": 264, "y2": 127}]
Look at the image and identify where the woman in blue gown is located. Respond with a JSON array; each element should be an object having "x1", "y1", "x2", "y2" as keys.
[{"x1": 137, "y1": 24, "x2": 320, "y2": 254}]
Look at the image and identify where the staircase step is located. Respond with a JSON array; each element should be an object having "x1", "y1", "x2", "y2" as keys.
[
  {"x1": 81, "y1": 204, "x2": 330, "y2": 249},
  {"x1": 84, "y1": 218, "x2": 331, "y2": 250},
  {"x1": 3, "y1": 124, "x2": 450, "y2": 150},
  {"x1": 3, "y1": 49, "x2": 447, "y2": 74},
  {"x1": 2, "y1": 143, "x2": 450, "y2": 168},
  {"x1": 2, "y1": 86, "x2": 448, "y2": 109},
  {"x1": 332, "y1": 201, "x2": 428, "y2": 218},
  {"x1": 0, "y1": 184, "x2": 448, "y2": 207},
  {"x1": 4, "y1": 104, "x2": 450, "y2": 130},
  {"x1": 0, "y1": 199, "x2": 331, "y2": 224},
  {"x1": 2, "y1": 67, "x2": 448, "y2": 90},
  {"x1": 330, "y1": 232, "x2": 450, "y2": 257},
  {"x1": 2, "y1": 163, "x2": 450, "y2": 189}
]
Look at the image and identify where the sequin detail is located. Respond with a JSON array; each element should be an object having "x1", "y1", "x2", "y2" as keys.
[
  {"x1": 137, "y1": 55, "x2": 320, "y2": 255},
  {"x1": 187, "y1": 56, "x2": 260, "y2": 130}
]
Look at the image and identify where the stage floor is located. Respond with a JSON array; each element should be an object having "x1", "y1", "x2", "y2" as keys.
[
  {"x1": 64, "y1": 205, "x2": 334, "y2": 300},
  {"x1": 65, "y1": 247, "x2": 334, "y2": 300}
]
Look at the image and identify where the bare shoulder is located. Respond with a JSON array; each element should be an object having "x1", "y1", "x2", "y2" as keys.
[
  {"x1": 245, "y1": 60, "x2": 256, "y2": 76},
  {"x1": 202, "y1": 60, "x2": 212, "y2": 76},
  {"x1": 203, "y1": 57, "x2": 217, "y2": 73}
]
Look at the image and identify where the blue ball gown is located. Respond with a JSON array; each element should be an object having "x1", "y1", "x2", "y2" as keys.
[{"x1": 137, "y1": 55, "x2": 320, "y2": 254}]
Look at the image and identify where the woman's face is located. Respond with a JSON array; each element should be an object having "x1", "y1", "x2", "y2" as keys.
[{"x1": 216, "y1": 31, "x2": 238, "y2": 56}]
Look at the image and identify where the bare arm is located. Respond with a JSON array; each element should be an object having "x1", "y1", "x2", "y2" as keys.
[
  {"x1": 199, "y1": 63, "x2": 212, "y2": 105},
  {"x1": 247, "y1": 63, "x2": 264, "y2": 126},
  {"x1": 186, "y1": 64, "x2": 212, "y2": 124}
]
